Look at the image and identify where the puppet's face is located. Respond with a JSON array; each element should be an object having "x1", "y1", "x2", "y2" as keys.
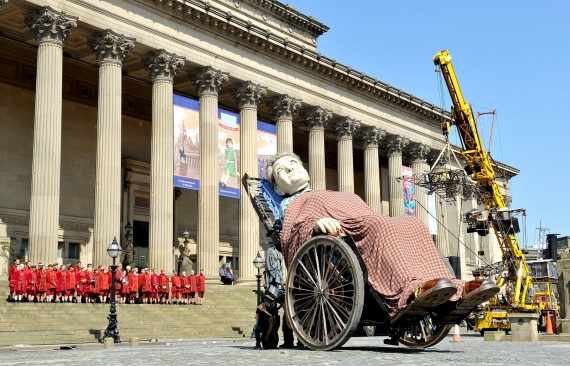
[{"x1": 272, "y1": 155, "x2": 310, "y2": 195}]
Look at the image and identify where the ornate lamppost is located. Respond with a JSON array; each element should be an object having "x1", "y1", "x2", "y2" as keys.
[
  {"x1": 253, "y1": 251, "x2": 265, "y2": 305},
  {"x1": 183, "y1": 229, "x2": 190, "y2": 247},
  {"x1": 103, "y1": 237, "x2": 122, "y2": 343},
  {"x1": 124, "y1": 222, "x2": 133, "y2": 266}
]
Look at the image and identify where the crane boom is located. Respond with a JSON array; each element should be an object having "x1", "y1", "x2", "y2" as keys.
[{"x1": 433, "y1": 50, "x2": 533, "y2": 311}]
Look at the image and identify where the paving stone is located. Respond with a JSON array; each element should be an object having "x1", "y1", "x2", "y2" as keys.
[{"x1": 1, "y1": 335, "x2": 569, "y2": 365}]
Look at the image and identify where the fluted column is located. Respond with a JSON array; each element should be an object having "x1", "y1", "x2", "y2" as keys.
[
  {"x1": 143, "y1": 50, "x2": 185, "y2": 272},
  {"x1": 233, "y1": 82, "x2": 267, "y2": 282},
  {"x1": 360, "y1": 126, "x2": 385, "y2": 212},
  {"x1": 410, "y1": 143, "x2": 431, "y2": 227},
  {"x1": 387, "y1": 135, "x2": 409, "y2": 217},
  {"x1": 302, "y1": 107, "x2": 331, "y2": 190},
  {"x1": 25, "y1": 7, "x2": 77, "y2": 264},
  {"x1": 270, "y1": 94, "x2": 301, "y2": 153},
  {"x1": 89, "y1": 30, "x2": 135, "y2": 266},
  {"x1": 332, "y1": 117, "x2": 360, "y2": 193},
  {"x1": 191, "y1": 67, "x2": 228, "y2": 280},
  {"x1": 434, "y1": 155, "x2": 450, "y2": 256}
]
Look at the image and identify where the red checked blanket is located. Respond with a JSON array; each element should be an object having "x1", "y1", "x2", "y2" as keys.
[{"x1": 280, "y1": 190, "x2": 463, "y2": 317}]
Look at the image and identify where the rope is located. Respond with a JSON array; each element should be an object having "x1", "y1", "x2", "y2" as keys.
[{"x1": 414, "y1": 197, "x2": 491, "y2": 268}]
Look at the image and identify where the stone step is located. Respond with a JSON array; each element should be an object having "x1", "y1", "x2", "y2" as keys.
[{"x1": 0, "y1": 281, "x2": 258, "y2": 346}]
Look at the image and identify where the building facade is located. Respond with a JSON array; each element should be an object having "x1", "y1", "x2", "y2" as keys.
[{"x1": 0, "y1": 0, "x2": 519, "y2": 281}]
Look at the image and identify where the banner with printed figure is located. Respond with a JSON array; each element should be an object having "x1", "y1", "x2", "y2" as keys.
[
  {"x1": 402, "y1": 165, "x2": 415, "y2": 216},
  {"x1": 173, "y1": 94, "x2": 276, "y2": 199}
]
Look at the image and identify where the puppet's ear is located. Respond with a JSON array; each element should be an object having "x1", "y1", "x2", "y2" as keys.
[{"x1": 274, "y1": 186, "x2": 285, "y2": 196}]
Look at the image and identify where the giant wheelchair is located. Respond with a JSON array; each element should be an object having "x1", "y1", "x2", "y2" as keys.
[{"x1": 243, "y1": 174, "x2": 495, "y2": 351}]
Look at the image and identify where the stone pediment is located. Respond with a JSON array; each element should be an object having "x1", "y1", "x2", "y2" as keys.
[{"x1": 212, "y1": 0, "x2": 328, "y2": 50}]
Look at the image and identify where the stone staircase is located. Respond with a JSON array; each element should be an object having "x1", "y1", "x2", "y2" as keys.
[{"x1": 0, "y1": 280, "x2": 258, "y2": 346}]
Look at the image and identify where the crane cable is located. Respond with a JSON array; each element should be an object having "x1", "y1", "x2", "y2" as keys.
[{"x1": 414, "y1": 198, "x2": 491, "y2": 268}]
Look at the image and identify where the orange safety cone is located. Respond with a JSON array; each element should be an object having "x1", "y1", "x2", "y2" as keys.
[
  {"x1": 545, "y1": 311, "x2": 554, "y2": 335},
  {"x1": 451, "y1": 324, "x2": 462, "y2": 342}
]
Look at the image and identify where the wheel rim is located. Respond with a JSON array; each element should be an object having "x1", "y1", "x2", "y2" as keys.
[
  {"x1": 286, "y1": 236, "x2": 364, "y2": 350},
  {"x1": 398, "y1": 314, "x2": 452, "y2": 348}
]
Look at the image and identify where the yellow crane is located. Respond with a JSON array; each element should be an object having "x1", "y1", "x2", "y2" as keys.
[{"x1": 433, "y1": 50, "x2": 539, "y2": 333}]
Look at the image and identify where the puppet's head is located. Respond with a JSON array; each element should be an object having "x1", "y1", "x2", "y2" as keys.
[{"x1": 265, "y1": 152, "x2": 310, "y2": 196}]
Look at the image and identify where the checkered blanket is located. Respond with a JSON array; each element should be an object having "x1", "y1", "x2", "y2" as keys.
[{"x1": 280, "y1": 190, "x2": 463, "y2": 317}]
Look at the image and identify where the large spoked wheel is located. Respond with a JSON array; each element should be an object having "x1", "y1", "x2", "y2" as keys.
[
  {"x1": 397, "y1": 314, "x2": 452, "y2": 349},
  {"x1": 285, "y1": 235, "x2": 365, "y2": 351}
]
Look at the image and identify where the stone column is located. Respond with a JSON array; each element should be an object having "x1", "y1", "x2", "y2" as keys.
[
  {"x1": 89, "y1": 30, "x2": 135, "y2": 266},
  {"x1": 386, "y1": 135, "x2": 409, "y2": 217},
  {"x1": 233, "y1": 81, "x2": 267, "y2": 283},
  {"x1": 432, "y1": 154, "x2": 450, "y2": 256},
  {"x1": 360, "y1": 126, "x2": 385, "y2": 212},
  {"x1": 270, "y1": 94, "x2": 301, "y2": 153},
  {"x1": 25, "y1": 7, "x2": 77, "y2": 264},
  {"x1": 143, "y1": 50, "x2": 185, "y2": 272},
  {"x1": 332, "y1": 117, "x2": 360, "y2": 193},
  {"x1": 410, "y1": 143, "x2": 431, "y2": 227},
  {"x1": 557, "y1": 253, "x2": 570, "y2": 333},
  {"x1": 191, "y1": 67, "x2": 228, "y2": 280},
  {"x1": 302, "y1": 107, "x2": 331, "y2": 191}
]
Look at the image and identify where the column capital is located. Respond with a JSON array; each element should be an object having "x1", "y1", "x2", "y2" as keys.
[
  {"x1": 89, "y1": 29, "x2": 135, "y2": 65},
  {"x1": 332, "y1": 116, "x2": 360, "y2": 140},
  {"x1": 358, "y1": 126, "x2": 386, "y2": 147},
  {"x1": 386, "y1": 135, "x2": 409, "y2": 155},
  {"x1": 270, "y1": 94, "x2": 301, "y2": 119},
  {"x1": 302, "y1": 106, "x2": 332, "y2": 130},
  {"x1": 232, "y1": 81, "x2": 267, "y2": 109},
  {"x1": 409, "y1": 142, "x2": 431, "y2": 163},
  {"x1": 25, "y1": 6, "x2": 78, "y2": 45},
  {"x1": 143, "y1": 50, "x2": 185, "y2": 82},
  {"x1": 190, "y1": 66, "x2": 229, "y2": 96},
  {"x1": 430, "y1": 149, "x2": 450, "y2": 168}
]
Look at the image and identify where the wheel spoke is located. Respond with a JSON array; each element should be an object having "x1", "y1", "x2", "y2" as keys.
[
  {"x1": 296, "y1": 258, "x2": 319, "y2": 288},
  {"x1": 325, "y1": 298, "x2": 347, "y2": 330},
  {"x1": 314, "y1": 246, "x2": 323, "y2": 289},
  {"x1": 320, "y1": 302, "x2": 328, "y2": 343}
]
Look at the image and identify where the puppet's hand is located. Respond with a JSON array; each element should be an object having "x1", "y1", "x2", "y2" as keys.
[{"x1": 313, "y1": 218, "x2": 342, "y2": 234}]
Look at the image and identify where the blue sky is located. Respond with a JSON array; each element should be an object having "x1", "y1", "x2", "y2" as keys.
[{"x1": 286, "y1": 0, "x2": 569, "y2": 245}]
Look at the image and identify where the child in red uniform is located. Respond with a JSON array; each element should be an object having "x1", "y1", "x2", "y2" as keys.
[
  {"x1": 158, "y1": 270, "x2": 169, "y2": 304},
  {"x1": 171, "y1": 270, "x2": 182, "y2": 305},
  {"x1": 36, "y1": 264, "x2": 47, "y2": 302},
  {"x1": 196, "y1": 269, "x2": 206, "y2": 305},
  {"x1": 66, "y1": 264, "x2": 76, "y2": 303},
  {"x1": 150, "y1": 268, "x2": 159, "y2": 304},
  {"x1": 188, "y1": 270, "x2": 197, "y2": 305},
  {"x1": 96, "y1": 266, "x2": 110, "y2": 303},
  {"x1": 8, "y1": 259, "x2": 21, "y2": 301},
  {"x1": 127, "y1": 267, "x2": 138, "y2": 304},
  {"x1": 181, "y1": 271, "x2": 189, "y2": 305},
  {"x1": 56, "y1": 265, "x2": 68, "y2": 303}
]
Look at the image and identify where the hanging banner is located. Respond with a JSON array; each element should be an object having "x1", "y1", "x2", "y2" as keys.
[
  {"x1": 173, "y1": 94, "x2": 277, "y2": 199},
  {"x1": 427, "y1": 193, "x2": 438, "y2": 235},
  {"x1": 402, "y1": 165, "x2": 415, "y2": 216}
]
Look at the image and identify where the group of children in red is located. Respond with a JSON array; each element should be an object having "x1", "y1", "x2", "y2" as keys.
[{"x1": 7, "y1": 258, "x2": 206, "y2": 305}]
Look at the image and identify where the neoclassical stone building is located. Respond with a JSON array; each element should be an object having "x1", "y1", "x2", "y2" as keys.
[{"x1": 0, "y1": 0, "x2": 518, "y2": 281}]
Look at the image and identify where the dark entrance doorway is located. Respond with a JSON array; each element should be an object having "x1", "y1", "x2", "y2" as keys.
[{"x1": 133, "y1": 221, "x2": 149, "y2": 269}]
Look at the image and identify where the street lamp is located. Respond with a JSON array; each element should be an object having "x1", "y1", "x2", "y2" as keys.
[
  {"x1": 103, "y1": 237, "x2": 122, "y2": 343},
  {"x1": 253, "y1": 251, "x2": 265, "y2": 305},
  {"x1": 183, "y1": 229, "x2": 190, "y2": 246}
]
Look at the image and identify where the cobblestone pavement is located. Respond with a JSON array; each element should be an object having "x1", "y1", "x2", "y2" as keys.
[{"x1": 0, "y1": 334, "x2": 569, "y2": 366}]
